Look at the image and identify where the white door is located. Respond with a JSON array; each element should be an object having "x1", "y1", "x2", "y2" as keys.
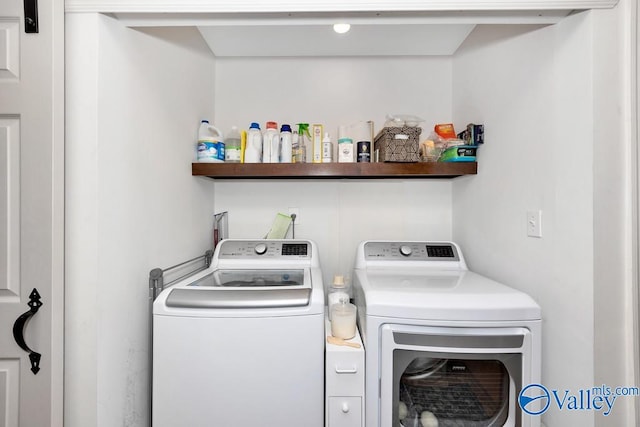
[{"x1": 0, "y1": 0, "x2": 64, "y2": 425}]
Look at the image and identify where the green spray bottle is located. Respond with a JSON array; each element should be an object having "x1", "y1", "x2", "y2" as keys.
[{"x1": 296, "y1": 123, "x2": 311, "y2": 163}]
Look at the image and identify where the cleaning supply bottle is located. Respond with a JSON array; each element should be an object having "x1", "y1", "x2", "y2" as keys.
[
  {"x1": 196, "y1": 119, "x2": 224, "y2": 163},
  {"x1": 327, "y1": 275, "x2": 350, "y2": 320},
  {"x1": 322, "y1": 132, "x2": 333, "y2": 163},
  {"x1": 297, "y1": 123, "x2": 312, "y2": 163},
  {"x1": 338, "y1": 124, "x2": 354, "y2": 163},
  {"x1": 280, "y1": 124, "x2": 293, "y2": 163},
  {"x1": 338, "y1": 137, "x2": 354, "y2": 162},
  {"x1": 292, "y1": 131, "x2": 302, "y2": 163},
  {"x1": 312, "y1": 124, "x2": 323, "y2": 163},
  {"x1": 240, "y1": 129, "x2": 247, "y2": 163},
  {"x1": 263, "y1": 121, "x2": 279, "y2": 163},
  {"x1": 225, "y1": 126, "x2": 241, "y2": 163},
  {"x1": 245, "y1": 122, "x2": 262, "y2": 163}
]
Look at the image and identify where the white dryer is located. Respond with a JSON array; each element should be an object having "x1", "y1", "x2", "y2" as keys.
[
  {"x1": 153, "y1": 239, "x2": 325, "y2": 427},
  {"x1": 352, "y1": 241, "x2": 542, "y2": 427}
]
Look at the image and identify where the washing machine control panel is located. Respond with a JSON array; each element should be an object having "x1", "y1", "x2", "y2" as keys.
[
  {"x1": 364, "y1": 242, "x2": 459, "y2": 261},
  {"x1": 217, "y1": 240, "x2": 311, "y2": 259}
]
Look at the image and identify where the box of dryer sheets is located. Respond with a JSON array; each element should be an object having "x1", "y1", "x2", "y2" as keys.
[
  {"x1": 374, "y1": 126, "x2": 421, "y2": 162},
  {"x1": 439, "y1": 145, "x2": 477, "y2": 162}
]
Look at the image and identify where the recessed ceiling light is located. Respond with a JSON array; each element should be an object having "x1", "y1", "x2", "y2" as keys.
[{"x1": 333, "y1": 23, "x2": 351, "y2": 34}]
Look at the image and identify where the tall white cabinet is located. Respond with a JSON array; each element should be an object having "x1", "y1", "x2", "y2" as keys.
[{"x1": 325, "y1": 317, "x2": 365, "y2": 427}]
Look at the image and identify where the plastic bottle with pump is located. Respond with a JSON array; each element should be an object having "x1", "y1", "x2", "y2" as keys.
[
  {"x1": 225, "y1": 126, "x2": 241, "y2": 163},
  {"x1": 197, "y1": 119, "x2": 224, "y2": 163},
  {"x1": 280, "y1": 124, "x2": 293, "y2": 163},
  {"x1": 245, "y1": 122, "x2": 262, "y2": 163},
  {"x1": 322, "y1": 132, "x2": 333, "y2": 163},
  {"x1": 263, "y1": 121, "x2": 280, "y2": 163},
  {"x1": 297, "y1": 123, "x2": 312, "y2": 163}
]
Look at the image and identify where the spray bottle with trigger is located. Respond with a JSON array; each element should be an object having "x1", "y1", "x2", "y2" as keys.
[{"x1": 296, "y1": 123, "x2": 312, "y2": 163}]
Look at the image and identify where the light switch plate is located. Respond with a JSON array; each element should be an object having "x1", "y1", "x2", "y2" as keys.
[{"x1": 527, "y1": 210, "x2": 542, "y2": 238}]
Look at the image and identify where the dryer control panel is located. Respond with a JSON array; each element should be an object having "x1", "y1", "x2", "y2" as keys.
[
  {"x1": 217, "y1": 240, "x2": 311, "y2": 260},
  {"x1": 363, "y1": 241, "x2": 459, "y2": 261}
]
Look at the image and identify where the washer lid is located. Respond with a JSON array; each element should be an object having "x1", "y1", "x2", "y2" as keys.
[
  {"x1": 359, "y1": 269, "x2": 541, "y2": 321},
  {"x1": 164, "y1": 268, "x2": 312, "y2": 309},
  {"x1": 166, "y1": 288, "x2": 312, "y2": 309},
  {"x1": 190, "y1": 269, "x2": 305, "y2": 288}
]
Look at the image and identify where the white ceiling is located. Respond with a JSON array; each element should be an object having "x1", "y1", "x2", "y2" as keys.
[
  {"x1": 198, "y1": 23, "x2": 476, "y2": 57},
  {"x1": 114, "y1": 10, "x2": 569, "y2": 57}
]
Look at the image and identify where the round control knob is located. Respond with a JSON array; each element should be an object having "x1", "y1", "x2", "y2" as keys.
[
  {"x1": 399, "y1": 245, "x2": 413, "y2": 257},
  {"x1": 254, "y1": 243, "x2": 268, "y2": 255}
]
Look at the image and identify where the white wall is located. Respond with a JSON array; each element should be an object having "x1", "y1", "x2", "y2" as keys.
[
  {"x1": 452, "y1": 7, "x2": 637, "y2": 426},
  {"x1": 212, "y1": 56, "x2": 456, "y2": 285},
  {"x1": 451, "y1": 17, "x2": 596, "y2": 426},
  {"x1": 65, "y1": 14, "x2": 216, "y2": 427},
  {"x1": 214, "y1": 180, "x2": 453, "y2": 285},
  {"x1": 592, "y1": 0, "x2": 637, "y2": 425},
  {"x1": 213, "y1": 56, "x2": 454, "y2": 139}
]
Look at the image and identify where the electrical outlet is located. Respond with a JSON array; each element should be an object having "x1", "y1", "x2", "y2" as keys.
[
  {"x1": 288, "y1": 207, "x2": 300, "y2": 225},
  {"x1": 527, "y1": 210, "x2": 542, "y2": 238}
]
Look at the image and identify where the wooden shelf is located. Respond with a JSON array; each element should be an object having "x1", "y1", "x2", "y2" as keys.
[{"x1": 192, "y1": 162, "x2": 477, "y2": 179}]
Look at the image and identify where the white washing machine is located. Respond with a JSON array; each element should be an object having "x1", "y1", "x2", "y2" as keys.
[
  {"x1": 153, "y1": 239, "x2": 325, "y2": 427},
  {"x1": 352, "y1": 241, "x2": 542, "y2": 427}
]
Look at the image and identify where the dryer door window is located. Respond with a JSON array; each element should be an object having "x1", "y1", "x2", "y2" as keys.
[
  {"x1": 394, "y1": 353, "x2": 516, "y2": 427},
  {"x1": 379, "y1": 324, "x2": 532, "y2": 427}
]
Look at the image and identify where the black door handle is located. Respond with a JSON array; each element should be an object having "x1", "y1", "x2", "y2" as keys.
[
  {"x1": 12, "y1": 288, "x2": 42, "y2": 374},
  {"x1": 23, "y1": 0, "x2": 39, "y2": 33}
]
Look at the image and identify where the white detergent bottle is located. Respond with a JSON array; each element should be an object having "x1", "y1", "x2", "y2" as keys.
[
  {"x1": 245, "y1": 122, "x2": 262, "y2": 163},
  {"x1": 196, "y1": 119, "x2": 224, "y2": 163},
  {"x1": 263, "y1": 121, "x2": 279, "y2": 163},
  {"x1": 280, "y1": 124, "x2": 293, "y2": 163}
]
